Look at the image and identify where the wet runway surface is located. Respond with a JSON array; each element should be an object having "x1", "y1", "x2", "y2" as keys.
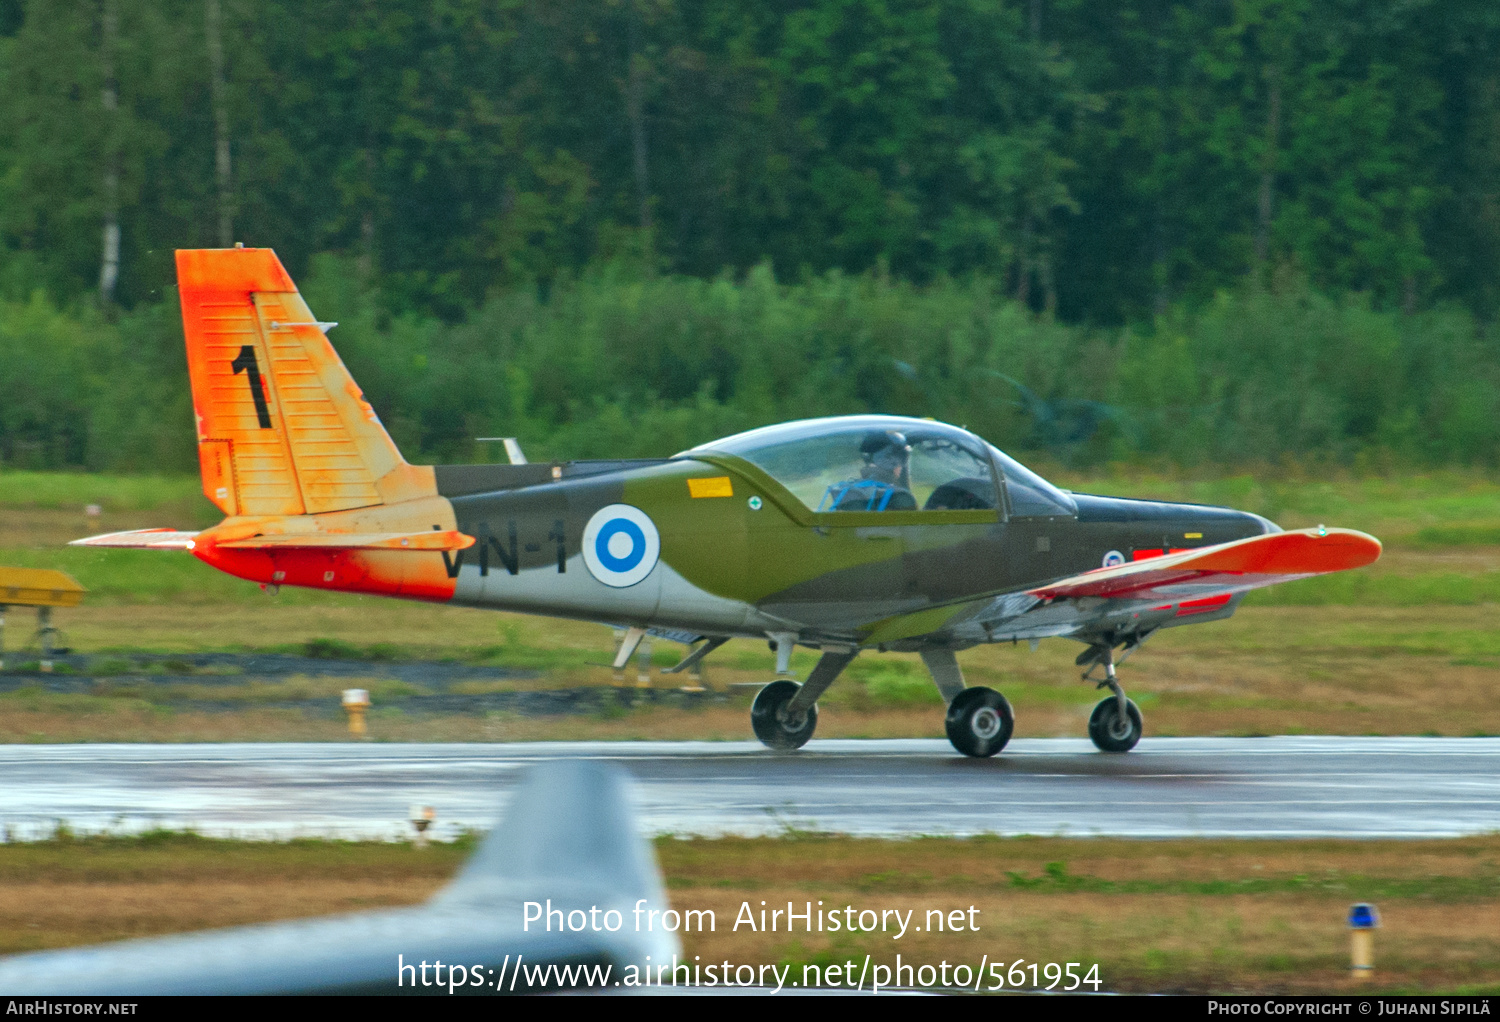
[{"x1": 2, "y1": 737, "x2": 1497, "y2": 841}]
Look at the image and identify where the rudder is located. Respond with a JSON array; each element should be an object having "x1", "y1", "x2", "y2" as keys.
[{"x1": 176, "y1": 247, "x2": 433, "y2": 517}]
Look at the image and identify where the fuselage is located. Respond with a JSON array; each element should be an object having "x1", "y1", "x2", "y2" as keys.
[
  {"x1": 187, "y1": 414, "x2": 1273, "y2": 647},
  {"x1": 431, "y1": 416, "x2": 1273, "y2": 644}
]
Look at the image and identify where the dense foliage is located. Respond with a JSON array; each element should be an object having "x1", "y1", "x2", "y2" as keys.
[
  {"x1": 0, "y1": 0, "x2": 1497, "y2": 470},
  {"x1": 2, "y1": 256, "x2": 1495, "y2": 471}
]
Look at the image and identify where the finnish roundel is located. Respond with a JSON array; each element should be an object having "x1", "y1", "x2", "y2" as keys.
[{"x1": 582, "y1": 504, "x2": 661, "y2": 588}]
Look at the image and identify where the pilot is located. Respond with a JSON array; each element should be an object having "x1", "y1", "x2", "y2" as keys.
[{"x1": 821, "y1": 430, "x2": 918, "y2": 511}]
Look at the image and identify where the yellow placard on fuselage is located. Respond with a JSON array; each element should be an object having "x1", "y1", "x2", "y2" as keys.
[{"x1": 687, "y1": 476, "x2": 734, "y2": 499}]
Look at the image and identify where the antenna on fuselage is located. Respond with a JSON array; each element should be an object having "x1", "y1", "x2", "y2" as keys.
[{"x1": 475, "y1": 437, "x2": 528, "y2": 464}]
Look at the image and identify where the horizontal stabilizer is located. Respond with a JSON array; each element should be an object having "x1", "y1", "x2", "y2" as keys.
[
  {"x1": 216, "y1": 530, "x2": 475, "y2": 552},
  {"x1": 69, "y1": 529, "x2": 199, "y2": 550},
  {"x1": 1029, "y1": 527, "x2": 1381, "y2": 605}
]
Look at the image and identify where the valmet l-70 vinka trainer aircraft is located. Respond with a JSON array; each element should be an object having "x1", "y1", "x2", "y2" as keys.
[{"x1": 76, "y1": 248, "x2": 1381, "y2": 757}]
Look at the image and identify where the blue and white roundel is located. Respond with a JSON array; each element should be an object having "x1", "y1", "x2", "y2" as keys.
[{"x1": 582, "y1": 504, "x2": 661, "y2": 588}]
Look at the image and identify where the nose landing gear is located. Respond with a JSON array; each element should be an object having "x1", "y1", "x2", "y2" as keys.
[
  {"x1": 1088, "y1": 694, "x2": 1142, "y2": 752},
  {"x1": 1079, "y1": 640, "x2": 1143, "y2": 753}
]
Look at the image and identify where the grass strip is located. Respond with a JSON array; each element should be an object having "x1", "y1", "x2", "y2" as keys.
[{"x1": 1, "y1": 832, "x2": 1496, "y2": 993}]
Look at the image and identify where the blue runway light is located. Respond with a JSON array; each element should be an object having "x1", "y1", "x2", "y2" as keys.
[{"x1": 1348, "y1": 902, "x2": 1379, "y2": 929}]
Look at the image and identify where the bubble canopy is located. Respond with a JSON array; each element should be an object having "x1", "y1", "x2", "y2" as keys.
[{"x1": 685, "y1": 415, "x2": 1076, "y2": 518}]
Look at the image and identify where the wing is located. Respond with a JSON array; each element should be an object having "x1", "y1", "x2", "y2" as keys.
[
  {"x1": 861, "y1": 526, "x2": 1380, "y2": 647},
  {"x1": 1027, "y1": 527, "x2": 1381, "y2": 607}
]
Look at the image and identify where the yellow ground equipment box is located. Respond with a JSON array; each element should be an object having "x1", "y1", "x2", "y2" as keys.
[{"x1": 0, "y1": 566, "x2": 87, "y2": 670}]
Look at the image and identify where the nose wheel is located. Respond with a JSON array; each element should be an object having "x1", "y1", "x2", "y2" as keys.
[
  {"x1": 1080, "y1": 639, "x2": 1144, "y2": 752},
  {"x1": 1088, "y1": 695, "x2": 1142, "y2": 752},
  {"x1": 945, "y1": 686, "x2": 1014, "y2": 757}
]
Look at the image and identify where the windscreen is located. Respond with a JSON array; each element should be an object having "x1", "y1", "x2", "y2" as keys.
[
  {"x1": 692, "y1": 417, "x2": 999, "y2": 514},
  {"x1": 989, "y1": 446, "x2": 1076, "y2": 517}
]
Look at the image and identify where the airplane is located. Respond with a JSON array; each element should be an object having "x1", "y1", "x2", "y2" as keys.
[{"x1": 74, "y1": 247, "x2": 1382, "y2": 758}]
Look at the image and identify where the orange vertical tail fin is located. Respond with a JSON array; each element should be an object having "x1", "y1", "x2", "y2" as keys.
[{"x1": 176, "y1": 247, "x2": 434, "y2": 517}]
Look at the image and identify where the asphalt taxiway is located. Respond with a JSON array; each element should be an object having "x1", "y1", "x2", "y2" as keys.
[{"x1": 2, "y1": 737, "x2": 1497, "y2": 841}]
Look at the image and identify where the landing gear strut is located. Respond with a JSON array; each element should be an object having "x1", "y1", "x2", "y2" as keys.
[
  {"x1": 921, "y1": 648, "x2": 1014, "y2": 758},
  {"x1": 751, "y1": 680, "x2": 817, "y2": 749},
  {"x1": 1080, "y1": 641, "x2": 1142, "y2": 753},
  {"x1": 750, "y1": 648, "x2": 857, "y2": 751}
]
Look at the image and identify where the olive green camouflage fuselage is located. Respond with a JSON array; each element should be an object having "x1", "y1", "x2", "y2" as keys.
[{"x1": 438, "y1": 454, "x2": 1270, "y2": 652}]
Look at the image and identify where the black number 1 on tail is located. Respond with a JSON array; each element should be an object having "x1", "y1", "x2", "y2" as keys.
[{"x1": 231, "y1": 345, "x2": 273, "y2": 428}]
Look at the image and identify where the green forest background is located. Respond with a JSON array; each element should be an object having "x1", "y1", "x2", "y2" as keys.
[{"x1": 1, "y1": 0, "x2": 1498, "y2": 472}]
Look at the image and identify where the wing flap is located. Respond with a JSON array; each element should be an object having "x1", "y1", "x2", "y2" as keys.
[
  {"x1": 1028, "y1": 527, "x2": 1380, "y2": 604},
  {"x1": 217, "y1": 530, "x2": 475, "y2": 552}
]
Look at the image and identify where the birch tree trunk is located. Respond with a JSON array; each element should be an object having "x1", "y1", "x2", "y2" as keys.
[
  {"x1": 1254, "y1": 65, "x2": 1282, "y2": 272},
  {"x1": 98, "y1": 0, "x2": 120, "y2": 306},
  {"x1": 206, "y1": 0, "x2": 233, "y2": 247},
  {"x1": 627, "y1": 5, "x2": 651, "y2": 234}
]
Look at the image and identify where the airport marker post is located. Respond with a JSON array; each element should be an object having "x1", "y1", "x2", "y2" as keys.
[
  {"x1": 409, "y1": 805, "x2": 436, "y2": 849},
  {"x1": 342, "y1": 688, "x2": 370, "y2": 738},
  {"x1": 1349, "y1": 902, "x2": 1379, "y2": 982},
  {"x1": 37, "y1": 606, "x2": 55, "y2": 672}
]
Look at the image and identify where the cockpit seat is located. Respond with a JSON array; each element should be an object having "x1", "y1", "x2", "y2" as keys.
[
  {"x1": 923, "y1": 476, "x2": 996, "y2": 511},
  {"x1": 824, "y1": 480, "x2": 918, "y2": 512}
]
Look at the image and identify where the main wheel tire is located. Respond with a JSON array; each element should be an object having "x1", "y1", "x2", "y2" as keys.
[
  {"x1": 945, "y1": 686, "x2": 1014, "y2": 758},
  {"x1": 751, "y1": 679, "x2": 818, "y2": 750},
  {"x1": 1088, "y1": 696, "x2": 1143, "y2": 753}
]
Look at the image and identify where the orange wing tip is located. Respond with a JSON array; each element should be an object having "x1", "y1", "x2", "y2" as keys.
[
  {"x1": 69, "y1": 529, "x2": 199, "y2": 550},
  {"x1": 1189, "y1": 527, "x2": 1382, "y2": 574},
  {"x1": 215, "y1": 530, "x2": 475, "y2": 552},
  {"x1": 1029, "y1": 526, "x2": 1382, "y2": 601}
]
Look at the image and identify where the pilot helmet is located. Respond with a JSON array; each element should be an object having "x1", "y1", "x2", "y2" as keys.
[{"x1": 860, "y1": 430, "x2": 911, "y2": 477}]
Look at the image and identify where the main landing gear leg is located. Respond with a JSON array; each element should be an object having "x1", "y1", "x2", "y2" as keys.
[
  {"x1": 751, "y1": 648, "x2": 856, "y2": 751},
  {"x1": 922, "y1": 648, "x2": 1013, "y2": 758},
  {"x1": 1085, "y1": 643, "x2": 1142, "y2": 753}
]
